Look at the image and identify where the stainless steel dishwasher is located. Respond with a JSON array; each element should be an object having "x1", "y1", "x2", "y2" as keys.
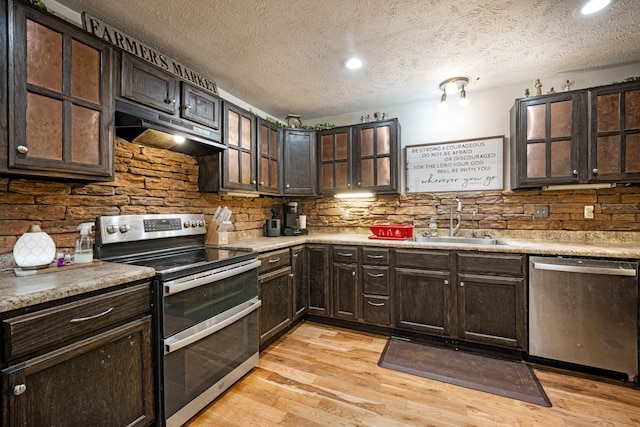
[{"x1": 529, "y1": 256, "x2": 639, "y2": 381}]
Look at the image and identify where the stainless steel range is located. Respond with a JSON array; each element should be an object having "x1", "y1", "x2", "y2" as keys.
[{"x1": 94, "y1": 213, "x2": 261, "y2": 427}]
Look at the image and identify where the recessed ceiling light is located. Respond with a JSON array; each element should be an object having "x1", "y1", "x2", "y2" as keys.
[
  {"x1": 580, "y1": 0, "x2": 611, "y2": 15},
  {"x1": 345, "y1": 57, "x2": 363, "y2": 70}
]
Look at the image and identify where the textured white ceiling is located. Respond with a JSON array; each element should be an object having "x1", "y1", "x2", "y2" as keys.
[{"x1": 54, "y1": 0, "x2": 640, "y2": 121}]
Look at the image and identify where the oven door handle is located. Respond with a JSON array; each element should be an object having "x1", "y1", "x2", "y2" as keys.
[
  {"x1": 164, "y1": 297, "x2": 261, "y2": 354},
  {"x1": 164, "y1": 259, "x2": 261, "y2": 296}
]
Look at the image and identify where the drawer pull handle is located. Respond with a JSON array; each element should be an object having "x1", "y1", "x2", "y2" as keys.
[
  {"x1": 13, "y1": 384, "x2": 26, "y2": 396},
  {"x1": 367, "y1": 254, "x2": 384, "y2": 259},
  {"x1": 367, "y1": 301, "x2": 385, "y2": 307},
  {"x1": 367, "y1": 273, "x2": 384, "y2": 278},
  {"x1": 69, "y1": 307, "x2": 114, "y2": 323},
  {"x1": 268, "y1": 258, "x2": 281, "y2": 263},
  {"x1": 337, "y1": 253, "x2": 353, "y2": 257}
]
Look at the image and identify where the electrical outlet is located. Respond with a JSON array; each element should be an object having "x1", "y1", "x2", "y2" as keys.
[
  {"x1": 584, "y1": 205, "x2": 594, "y2": 219},
  {"x1": 533, "y1": 205, "x2": 549, "y2": 219}
]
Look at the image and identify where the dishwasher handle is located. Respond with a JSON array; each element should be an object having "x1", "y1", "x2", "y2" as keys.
[{"x1": 532, "y1": 261, "x2": 637, "y2": 277}]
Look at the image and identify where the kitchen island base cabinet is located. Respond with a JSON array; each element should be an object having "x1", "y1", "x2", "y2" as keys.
[{"x1": 2, "y1": 317, "x2": 154, "y2": 427}]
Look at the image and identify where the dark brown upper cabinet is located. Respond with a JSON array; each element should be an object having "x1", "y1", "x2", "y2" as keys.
[
  {"x1": 120, "y1": 54, "x2": 220, "y2": 130},
  {"x1": 257, "y1": 119, "x2": 281, "y2": 194},
  {"x1": 511, "y1": 80, "x2": 640, "y2": 189},
  {"x1": 319, "y1": 126, "x2": 352, "y2": 194},
  {"x1": 318, "y1": 119, "x2": 400, "y2": 195},
  {"x1": 2, "y1": 0, "x2": 115, "y2": 181},
  {"x1": 198, "y1": 102, "x2": 257, "y2": 193},
  {"x1": 510, "y1": 92, "x2": 583, "y2": 188},
  {"x1": 282, "y1": 128, "x2": 317, "y2": 196},
  {"x1": 588, "y1": 83, "x2": 640, "y2": 182}
]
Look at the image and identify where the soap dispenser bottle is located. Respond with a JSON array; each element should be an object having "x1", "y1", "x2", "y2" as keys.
[
  {"x1": 429, "y1": 214, "x2": 438, "y2": 236},
  {"x1": 75, "y1": 222, "x2": 94, "y2": 264}
]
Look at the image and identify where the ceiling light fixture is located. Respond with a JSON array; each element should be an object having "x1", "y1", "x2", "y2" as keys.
[
  {"x1": 345, "y1": 57, "x2": 363, "y2": 70},
  {"x1": 580, "y1": 0, "x2": 611, "y2": 14},
  {"x1": 438, "y1": 77, "x2": 470, "y2": 107}
]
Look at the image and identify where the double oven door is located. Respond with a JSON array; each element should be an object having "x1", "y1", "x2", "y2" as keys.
[{"x1": 158, "y1": 258, "x2": 261, "y2": 427}]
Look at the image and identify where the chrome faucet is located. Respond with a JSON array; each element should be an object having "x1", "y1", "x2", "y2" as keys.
[{"x1": 450, "y1": 198, "x2": 462, "y2": 236}]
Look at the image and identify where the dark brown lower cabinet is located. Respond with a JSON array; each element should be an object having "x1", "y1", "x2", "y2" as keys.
[
  {"x1": 291, "y1": 245, "x2": 307, "y2": 321},
  {"x1": 456, "y1": 252, "x2": 526, "y2": 350},
  {"x1": 395, "y1": 267, "x2": 451, "y2": 336},
  {"x1": 393, "y1": 249, "x2": 527, "y2": 350},
  {"x1": 2, "y1": 317, "x2": 154, "y2": 427},
  {"x1": 333, "y1": 263, "x2": 359, "y2": 321},
  {"x1": 307, "y1": 245, "x2": 331, "y2": 317},
  {"x1": 258, "y1": 266, "x2": 292, "y2": 346}
]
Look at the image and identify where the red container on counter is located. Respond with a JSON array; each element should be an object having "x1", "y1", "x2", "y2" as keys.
[{"x1": 369, "y1": 224, "x2": 414, "y2": 240}]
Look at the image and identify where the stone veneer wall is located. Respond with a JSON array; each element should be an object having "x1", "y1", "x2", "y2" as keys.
[
  {"x1": 0, "y1": 139, "x2": 283, "y2": 255},
  {"x1": 1, "y1": 138, "x2": 640, "y2": 256},
  {"x1": 297, "y1": 187, "x2": 640, "y2": 237}
]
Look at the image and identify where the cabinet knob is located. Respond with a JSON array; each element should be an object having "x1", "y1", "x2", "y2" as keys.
[
  {"x1": 252, "y1": 180, "x2": 257, "y2": 184},
  {"x1": 17, "y1": 145, "x2": 28, "y2": 154},
  {"x1": 573, "y1": 169, "x2": 578, "y2": 176},
  {"x1": 444, "y1": 279, "x2": 449, "y2": 285},
  {"x1": 259, "y1": 181, "x2": 264, "y2": 185},
  {"x1": 459, "y1": 281, "x2": 465, "y2": 287},
  {"x1": 286, "y1": 184, "x2": 290, "y2": 188},
  {"x1": 13, "y1": 384, "x2": 26, "y2": 396},
  {"x1": 592, "y1": 168, "x2": 598, "y2": 174},
  {"x1": 357, "y1": 181, "x2": 361, "y2": 186},
  {"x1": 184, "y1": 104, "x2": 192, "y2": 110},
  {"x1": 165, "y1": 98, "x2": 176, "y2": 104},
  {"x1": 352, "y1": 271, "x2": 356, "y2": 276},
  {"x1": 289, "y1": 273, "x2": 294, "y2": 278}
]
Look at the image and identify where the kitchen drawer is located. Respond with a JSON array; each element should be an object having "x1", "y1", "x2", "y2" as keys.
[
  {"x1": 363, "y1": 295, "x2": 391, "y2": 326},
  {"x1": 395, "y1": 249, "x2": 450, "y2": 270},
  {"x1": 362, "y1": 248, "x2": 389, "y2": 265},
  {"x1": 3, "y1": 283, "x2": 150, "y2": 361},
  {"x1": 258, "y1": 248, "x2": 291, "y2": 274},
  {"x1": 333, "y1": 246, "x2": 359, "y2": 264},
  {"x1": 457, "y1": 252, "x2": 524, "y2": 277},
  {"x1": 363, "y1": 266, "x2": 390, "y2": 295}
]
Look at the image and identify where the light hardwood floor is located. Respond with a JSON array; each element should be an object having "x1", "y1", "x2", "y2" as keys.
[{"x1": 186, "y1": 321, "x2": 640, "y2": 426}]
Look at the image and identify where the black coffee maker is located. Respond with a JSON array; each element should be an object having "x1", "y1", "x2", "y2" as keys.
[{"x1": 282, "y1": 202, "x2": 307, "y2": 235}]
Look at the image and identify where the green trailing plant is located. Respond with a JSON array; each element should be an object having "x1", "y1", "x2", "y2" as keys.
[
  {"x1": 29, "y1": 0, "x2": 49, "y2": 12},
  {"x1": 611, "y1": 76, "x2": 640, "y2": 84}
]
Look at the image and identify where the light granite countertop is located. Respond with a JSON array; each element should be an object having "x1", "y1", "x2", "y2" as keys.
[
  {"x1": 0, "y1": 261, "x2": 156, "y2": 314},
  {"x1": 2, "y1": 231, "x2": 638, "y2": 314},
  {"x1": 221, "y1": 233, "x2": 640, "y2": 259}
]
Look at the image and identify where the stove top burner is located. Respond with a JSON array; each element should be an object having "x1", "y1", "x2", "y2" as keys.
[
  {"x1": 125, "y1": 247, "x2": 256, "y2": 280},
  {"x1": 94, "y1": 213, "x2": 257, "y2": 281}
]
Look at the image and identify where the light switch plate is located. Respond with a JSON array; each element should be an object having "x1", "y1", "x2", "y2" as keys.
[
  {"x1": 584, "y1": 205, "x2": 594, "y2": 219},
  {"x1": 533, "y1": 205, "x2": 549, "y2": 218}
]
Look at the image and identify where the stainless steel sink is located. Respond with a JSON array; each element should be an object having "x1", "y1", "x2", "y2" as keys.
[{"x1": 413, "y1": 236, "x2": 507, "y2": 245}]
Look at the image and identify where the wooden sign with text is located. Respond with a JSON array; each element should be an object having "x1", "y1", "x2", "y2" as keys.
[{"x1": 405, "y1": 136, "x2": 504, "y2": 193}]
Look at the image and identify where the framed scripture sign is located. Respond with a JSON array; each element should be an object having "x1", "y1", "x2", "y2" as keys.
[{"x1": 405, "y1": 136, "x2": 504, "y2": 193}]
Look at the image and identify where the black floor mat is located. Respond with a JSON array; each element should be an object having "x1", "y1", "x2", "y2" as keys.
[{"x1": 378, "y1": 338, "x2": 552, "y2": 407}]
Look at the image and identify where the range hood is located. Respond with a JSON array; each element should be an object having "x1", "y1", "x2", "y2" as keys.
[{"x1": 115, "y1": 101, "x2": 225, "y2": 156}]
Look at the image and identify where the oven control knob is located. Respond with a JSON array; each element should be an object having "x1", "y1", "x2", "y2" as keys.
[
  {"x1": 190, "y1": 220, "x2": 197, "y2": 228},
  {"x1": 183, "y1": 221, "x2": 191, "y2": 228},
  {"x1": 197, "y1": 220, "x2": 205, "y2": 227},
  {"x1": 119, "y1": 224, "x2": 130, "y2": 233},
  {"x1": 106, "y1": 224, "x2": 118, "y2": 234}
]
